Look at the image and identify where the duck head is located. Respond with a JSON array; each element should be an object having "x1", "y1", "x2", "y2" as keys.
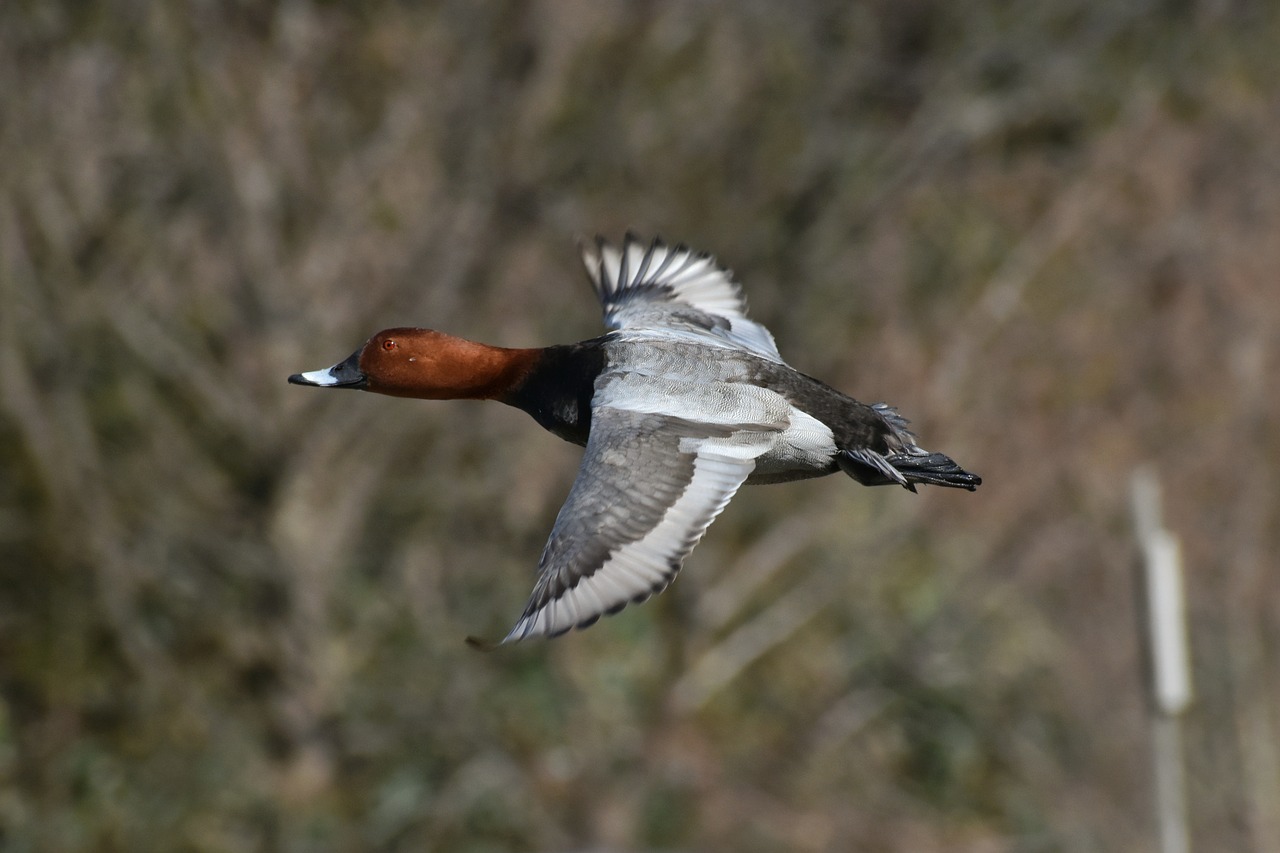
[{"x1": 289, "y1": 327, "x2": 538, "y2": 400}]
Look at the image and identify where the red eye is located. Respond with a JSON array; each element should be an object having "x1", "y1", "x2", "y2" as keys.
[{"x1": 382, "y1": 339, "x2": 397, "y2": 351}]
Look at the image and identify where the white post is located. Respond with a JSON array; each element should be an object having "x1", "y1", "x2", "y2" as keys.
[{"x1": 1130, "y1": 467, "x2": 1193, "y2": 853}]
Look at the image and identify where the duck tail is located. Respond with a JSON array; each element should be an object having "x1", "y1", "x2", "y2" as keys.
[
  {"x1": 835, "y1": 403, "x2": 981, "y2": 492},
  {"x1": 887, "y1": 451, "x2": 982, "y2": 492},
  {"x1": 836, "y1": 447, "x2": 982, "y2": 493}
]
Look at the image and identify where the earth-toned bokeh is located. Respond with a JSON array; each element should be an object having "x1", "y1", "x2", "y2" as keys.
[{"x1": 3, "y1": 2, "x2": 1278, "y2": 851}]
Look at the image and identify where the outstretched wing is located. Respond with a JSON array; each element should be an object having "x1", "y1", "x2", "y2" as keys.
[
  {"x1": 582, "y1": 234, "x2": 785, "y2": 363},
  {"x1": 497, "y1": 375, "x2": 789, "y2": 643}
]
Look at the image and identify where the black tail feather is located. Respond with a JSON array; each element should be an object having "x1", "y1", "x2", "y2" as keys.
[
  {"x1": 837, "y1": 449, "x2": 981, "y2": 492},
  {"x1": 888, "y1": 452, "x2": 981, "y2": 491}
]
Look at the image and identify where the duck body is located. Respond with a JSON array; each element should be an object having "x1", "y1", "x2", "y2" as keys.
[
  {"x1": 290, "y1": 235, "x2": 980, "y2": 643},
  {"x1": 502, "y1": 335, "x2": 905, "y2": 486}
]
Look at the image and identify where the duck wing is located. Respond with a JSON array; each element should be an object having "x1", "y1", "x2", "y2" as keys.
[
  {"x1": 582, "y1": 233, "x2": 786, "y2": 363},
  {"x1": 495, "y1": 374, "x2": 788, "y2": 643}
]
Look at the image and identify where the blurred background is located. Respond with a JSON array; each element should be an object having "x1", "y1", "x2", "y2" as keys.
[{"x1": 2, "y1": 1, "x2": 1278, "y2": 850}]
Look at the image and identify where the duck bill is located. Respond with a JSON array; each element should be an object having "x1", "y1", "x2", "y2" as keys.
[{"x1": 288, "y1": 349, "x2": 367, "y2": 389}]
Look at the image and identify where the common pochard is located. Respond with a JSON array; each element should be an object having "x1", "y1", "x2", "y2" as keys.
[{"x1": 289, "y1": 235, "x2": 980, "y2": 643}]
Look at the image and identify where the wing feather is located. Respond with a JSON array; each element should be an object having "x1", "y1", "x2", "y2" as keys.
[
  {"x1": 499, "y1": 405, "x2": 777, "y2": 643},
  {"x1": 582, "y1": 234, "x2": 785, "y2": 363}
]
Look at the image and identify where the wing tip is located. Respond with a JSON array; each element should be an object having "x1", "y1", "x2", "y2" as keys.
[{"x1": 491, "y1": 569, "x2": 677, "y2": 644}]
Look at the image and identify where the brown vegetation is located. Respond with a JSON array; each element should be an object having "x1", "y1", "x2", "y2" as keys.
[{"x1": 2, "y1": 2, "x2": 1278, "y2": 850}]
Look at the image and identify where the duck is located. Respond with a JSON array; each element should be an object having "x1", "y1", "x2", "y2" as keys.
[{"x1": 289, "y1": 234, "x2": 980, "y2": 644}]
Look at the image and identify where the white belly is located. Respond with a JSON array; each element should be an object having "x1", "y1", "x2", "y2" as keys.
[{"x1": 747, "y1": 407, "x2": 837, "y2": 484}]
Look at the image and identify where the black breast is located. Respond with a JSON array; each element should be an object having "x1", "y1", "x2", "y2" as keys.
[{"x1": 501, "y1": 338, "x2": 608, "y2": 446}]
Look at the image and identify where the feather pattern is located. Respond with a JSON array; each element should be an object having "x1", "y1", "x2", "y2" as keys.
[
  {"x1": 501, "y1": 406, "x2": 776, "y2": 642},
  {"x1": 581, "y1": 233, "x2": 785, "y2": 363}
]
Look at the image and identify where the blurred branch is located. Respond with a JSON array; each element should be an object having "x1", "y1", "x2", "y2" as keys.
[
  {"x1": 806, "y1": 685, "x2": 895, "y2": 756},
  {"x1": 1224, "y1": 329, "x2": 1280, "y2": 850},
  {"x1": 670, "y1": 566, "x2": 836, "y2": 713},
  {"x1": 695, "y1": 512, "x2": 830, "y2": 633},
  {"x1": 0, "y1": 282, "x2": 171, "y2": 684},
  {"x1": 928, "y1": 86, "x2": 1160, "y2": 415},
  {"x1": 99, "y1": 296, "x2": 259, "y2": 434}
]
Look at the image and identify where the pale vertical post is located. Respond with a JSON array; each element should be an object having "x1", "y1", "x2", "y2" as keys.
[{"x1": 1131, "y1": 467, "x2": 1193, "y2": 853}]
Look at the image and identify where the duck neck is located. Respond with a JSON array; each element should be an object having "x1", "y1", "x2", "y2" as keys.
[
  {"x1": 442, "y1": 339, "x2": 543, "y2": 401},
  {"x1": 371, "y1": 332, "x2": 542, "y2": 401},
  {"x1": 497, "y1": 340, "x2": 608, "y2": 446}
]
